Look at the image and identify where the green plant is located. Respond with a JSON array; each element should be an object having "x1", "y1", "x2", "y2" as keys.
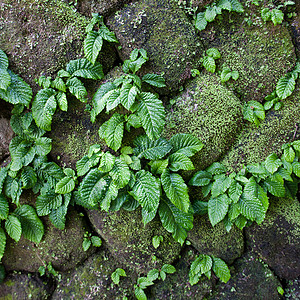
[
  {"x1": 194, "y1": 0, "x2": 244, "y2": 32},
  {"x1": 152, "y1": 235, "x2": 163, "y2": 249},
  {"x1": 82, "y1": 231, "x2": 102, "y2": 251},
  {"x1": 38, "y1": 261, "x2": 58, "y2": 278},
  {"x1": 134, "y1": 264, "x2": 176, "y2": 300},
  {"x1": 111, "y1": 268, "x2": 127, "y2": 285},
  {"x1": 189, "y1": 254, "x2": 230, "y2": 285},
  {"x1": 220, "y1": 66, "x2": 239, "y2": 82},
  {"x1": 202, "y1": 48, "x2": 221, "y2": 73},
  {"x1": 243, "y1": 100, "x2": 265, "y2": 126},
  {"x1": 90, "y1": 48, "x2": 166, "y2": 151},
  {"x1": 189, "y1": 140, "x2": 300, "y2": 231}
]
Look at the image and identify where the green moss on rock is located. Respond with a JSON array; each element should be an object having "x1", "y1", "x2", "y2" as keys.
[{"x1": 165, "y1": 73, "x2": 243, "y2": 171}]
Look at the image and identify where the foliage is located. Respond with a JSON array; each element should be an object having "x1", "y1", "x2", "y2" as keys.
[
  {"x1": 152, "y1": 235, "x2": 163, "y2": 249},
  {"x1": 202, "y1": 48, "x2": 221, "y2": 73},
  {"x1": 134, "y1": 264, "x2": 176, "y2": 299},
  {"x1": 189, "y1": 254, "x2": 230, "y2": 285},
  {"x1": 82, "y1": 231, "x2": 102, "y2": 251},
  {"x1": 194, "y1": 0, "x2": 244, "y2": 32},
  {"x1": 111, "y1": 268, "x2": 127, "y2": 285},
  {"x1": 91, "y1": 48, "x2": 166, "y2": 150},
  {"x1": 221, "y1": 67, "x2": 239, "y2": 83},
  {"x1": 189, "y1": 140, "x2": 300, "y2": 230},
  {"x1": 38, "y1": 262, "x2": 59, "y2": 278}
]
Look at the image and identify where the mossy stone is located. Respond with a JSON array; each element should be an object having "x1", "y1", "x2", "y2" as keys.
[
  {"x1": 245, "y1": 197, "x2": 300, "y2": 280},
  {"x1": 0, "y1": 273, "x2": 53, "y2": 300},
  {"x1": 285, "y1": 278, "x2": 300, "y2": 300},
  {"x1": 149, "y1": 247, "x2": 215, "y2": 299},
  {"x1": 187, "y1": 215, "x2": 244, "y2": 265},
  {"x1": 210, "y1": 254, "x2": 282, "y2": 300},
  {"x1": 197, "y1": 2, "x2": 296, "y2": 102},
  {"x1": 52, "y1": 249, "x2": 135, "y2": 299},
  {"x1": 87, "y1": 208, "x2": 182, "y2": 274},
  {"x1": 107, "y1": 0, "x2": 203, "y2": 93},
  {"x1": 221, "y1": 89, "x2": 300, "y2": 172},
  {"x1": 165, "y1": 73, "x2": 243, "y2": 171}
]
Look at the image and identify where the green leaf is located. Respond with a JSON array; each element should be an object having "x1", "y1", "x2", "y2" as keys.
[
  {"x1": 168, "y1": 153, "x2": 194, "y2": 172},
  {"x1": 152, "y1": 235, "x2": 163, "y2": 249},
  {"x1": 106, "y1": 89, "x2": 121, "y2": 111},
  {"x1": 99, "y1": 152, "x2": 116, "y2": 172},
  {"x1": 161, "y1": 264, "x2": 176, "y2": 274},
  {"x1": 0, "y1": 168, "x2": 8, "y2": 194},
  {"x1": 131, "y1": 170, "x2": 160, "y2": 213},
  {"x1": 79, "y1": 169, "x2": 107, "y2": 207},
  {"x1": 119, "y1": 83, "x2": 139, "y2": 111},
  {"x1": 36, "y1": 190, "x2": 63, "y2": 216},
  {"x1": 243, "y1": 101, "x2": 265, "y2": 125},
  {"x1": 99, "y1": 113, "x2": 125, "y2": 151},
  {"x1": 206, "y1": 48, "x2": 221, "y2": 59},
  {"x1": 109, "y1": 158, "x2": 131, "y2": 189},
  {"x1": 66, "y1": 77, "x2": 87, "y2": 102},
  {"x1": 292, "y1": 140, "x2": 300, "y2": 152},
  {"x1": 142, "y1": 74, "x2": 166, "y2": 87},
  {"x1": 0, "y1": 68, "x2": 11, "y2": 91},
  {"x1": 0, "y1": 70, "x2": 32, "y2": 107},
  {"x1": 134, "y1": 287, "x2": 147, "y2": 300},
  {"x1": 32, "y1": 88, "x2": 57, "y2": 131},
  {"x1": 206, "y1": 162, "x2": 227, "y2": 175},
  {"x1": 221, "y1": 67, "x2": 232, "y2": 82},
  {"x1": 189, "y1": 171, "x2": 212, "y2": 186},
  {"x1": 0, "y1": 194, "x2": 9, "y2": 220},
  {"x1": 228, "y1": 180, "x2": 243, "y2": 203},
  {"x1": 85, "y1": 14, "x2": 103, "y2": 33},
  {"x1": 21, "y1": 166, "x2": 37, "y2": 189},
  {"x1": 195, "y1": 12, "x2": 207, "y2": 31},
  {"x1": 265, "y1": 153, "x2": 282, "y2": 174},
  {"x1": 55, "y1": 177, "x2": 75, "y2": 194},
  {"x1": 100, "y1": 180, "x2": 118, "y2": 212},
  {"x1": 292, "y1": 162, "x2": 300, "y2": 177},
  {"x1": 34, "y1": 137, "x2": 52, "y2": 156},
  {"x1": 91, "y1": 82, "x2": 116, "y2": 122},
  {"x1": 211, "y1": 176, "x2": 233, "y2": 198},
  {"x1": 169, "y1": 133, "x2": 203, "y2": 157},
  {"x1": 134, "y1": 135, "x2": 172, "y2": 160},
  {"x1": 56, "y1": 92, "x2": 68, "y2": 111},
  {"x1": 82, "y1": 238, "x2": 92, "y2": 251},
  {"x1": 0, "y1": 228, "x2": 6, "y2": 261},
  {"x1": 205, "y1": 6, "x2": 217, "y2": 22},
  {"x1": 91, "y1": 236, "x2": 102, "y2": 247},
  {"x1": 84, "y1": 31, "x2": 103, "y2": 64},
  {"x1": 228, "y1": 0, "x2": 244, "y2": 12},
  {"x1": 76, "y1": 156, "x2": 90, "y2": 177},
  {"x1": 161, "y1": 169, "x2": 190, "y2": 213},
  {"x1": 203, "y1": 56, "x2": 216, "y2": 73},
  {"x1": 284, "y1": 147, "x2": 296, "y2": 163},
  {"x1": 99, "y1": 25, "x2": 118, "y2": 43},
  {"x1": 0, "y1": 49, "x2": 9, "y2": 69},
  {"x1": 192, "y1": 200, "x2": 208, "y2": 215},
  {"x1": 239, "y1": 192, "x2": 265, "y2": 223},
  {"x1": 137, "y1": 92, "x2": 165, "y2": 140},
  {"x1": 212, "y1": 256, "x2": 231, "y2": 283},
  {"x1": 208, "y1": 194, "x2": 229, "y2": 226},
  {"x1": 228, "y1": 203, "x2": 241, "y2": 221},
  {"x1": 5, "y1": 215, "x2": 22, "y2": 242},
  {"x1": 263, "y1": 177, "x2": 286, "y2": 197},
  {"x1": 218, "y1": 0, "x2": 232, "y2": 10},
  {"x1": 14, "y1": 205, "x2": 44, "y2": 243},
  {"x1": 51, "y1": 77, "x2": 66, "y2": 92},
  {"x1": 147, "y1": 269, "x2": 159, "y2": 281},
  {"x1": 276, "y1": 74, "x2": 296, "y2": 100},
  {"x1": 149, "y1": 159, "x2": 169, "y2": 175},
  {"x1": 271, "y1": 8, "x2": 284, "y2": 25},
  {"x1": 49, "y1": 205, "x2": 67, "y2": 230},
  {"x1": 66, "y1": 58, "x2": 103, "y2": 80}
]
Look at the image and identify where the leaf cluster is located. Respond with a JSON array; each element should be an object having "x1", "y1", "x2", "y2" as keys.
[
  {"x1": 82, "y1": 231, "x2": 102, "y2": 251},
  {"x1": 189, "y1": 141, "x2": 300, "y2": 230},
  {"x1": 194, "y1": 0, "x2": 244, "y2": 32},
  {"x1": 189, "y1": 254, "x2": 230, "y2": 285},
  {"x1": 202, "y1": 48, "x2": 221, "y2": 74}
]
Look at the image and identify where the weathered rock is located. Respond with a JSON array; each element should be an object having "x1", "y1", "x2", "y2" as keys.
[
  {"x1": 2, "y1": 207, "x2": 94, "y2": 272},
  {"x1": 285, "y1": 278, "x2": 300, "y2": 299},
  {"x1": 197, "y1": 1, "x2": 296, "y2": 102},
  {"x1": 0, "y1": 273, "x2": 53, "y2": 300},
  {"x1": 245, "y1": 197, "x2": 300, "y2": 280},
  {"x1": 210, "y1": 254, "x2": 282, "y2": 300},
  {"x1": 149, "y1": 247, "x2": 215, "y2": 299},
  {"x1": 290, "y1": 2, "x2": 300, "y2": 59},
  {"x1": 187, "y1": 215, "x2": 244, "y2": 265},
  {"x1": 0, "y1": 115, "x2": 14, "y2": 162},
  {"x1": 0, "y1": 0, "x2": 117, "y2": 92},
  {"x1": 107, "y1": 0, "x2": 203, "y2": 93},
  {"x1": 165, "y1": 73, "x2": 243, "y2": 171},
  {"x1": 87, "y1": 208, "x2": 182, "y2": 274},
  {"x1": 52, "y1": 249, "x2": 135, "y2": 300},
  {"x1": 221, "y1": 89, "x2": 300, "y2": 172}
]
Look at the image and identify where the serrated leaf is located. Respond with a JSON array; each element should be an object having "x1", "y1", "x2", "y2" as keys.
[
  {"x1": 0, "y1": 168, "x2": 8, "y2": 194},
  {"x1": 56, "y1": 92, "x2": 68, "y2": 111},
  {"x1": 203, "y1": 56, "x2": 216, "y2": 73},
  {"x1": 283, "y1": 147, "x2": 295, "y2": 163},
  {"x1": 211, "y1": 176, "x2": 233, "y2": 198},
  {"x1": 265, "y1": 153, "x2": 282, "y2": 174},
  {"x1": 243, "y1": 100, "x2": 265, "y2": 125},
  {"x1": 36, "y1": 190, "x2": 63, "y2": 216},
  {"x1": 195, "y1": 12, "x2": 208, "y2": 31},
  {"x1": 106, "y1": 89, "x2": 121, "y2": 111},
  {"x1": 189, "y1": 171, "x2": 212, "y2": 186},
  {"x1": 169, "y1": 133, "x2": 203, "y2": 157},
  {"x1": 205, "y1": 6, "x2": 217, "y2": 22},
  {"x1": 228, "y1": 180, "x2": 242, "y2": 203},
  {"x1": 111, "y1": 271, "x2": 120, "y2": 285},
  {"x1": 32, "y1": 88, "x2": 57, "y2": 131},
  {"x1": 271, "y1": 8, "x2": 284, "y2": 25},
  {"x1": 66, "y1": 58, "x2": 103, "y2": 80},
  {"x1": 168, "y1": 153, "x2": 194, "y2": 172},
  {"x1": 21, "y1": 166, "x2": 37, "y2": 189},
  {"x1": 55, "y1": 177, "x2": 75, "y2": 194},
  {"x1": 66, "y1": 77, "x2": 87, "y2": 102},
  {"x1": 292, "y1": 140, "x2": 300, "y2": 151},
  {"x1": 84, "y1": 31, "x2": 103, "y2": 64},
  {"x1": 137, "y1": 92, "x2": 165, "y2": 140},
  {"x1": 149, "y1": 159, "x2": 169, "y2": 175},
  {"x1": 206, "y1": 162, "x2": 227, "y2": 175},
  {"x1": 76, "y1": 156, "x2": 90, "y2": 177},
  {"x1": 0, "y1": 68, "x2": 11, "y2": 91},
  {"x1": 85, "y1": 14, "x2": 103, "y2": 33},
  {"x1": 161, "y1": 264, "x2": 176, "y2": 274},
  {"x1": 239, "y1": 192, "x2": 265, "y2": 223},
  {"x1": 34, "y1": 137, "x2": 52, "y2": 156},
  {"x1": 131, "y1": 170, "x2": 160, "y2": 213},
  {"x1": 49, "y1": 205, "x2": 67, "y2": 230},
  {"x1": 147, "y1": 269, "x2": 159, "y2": 281},
  {"x1": 109, "y1": 158, "x2": 131, "y2": 189},
  {"x1": 100, "y1": 180, "x2": 118, "y2": 212},
  {"x1": 263, "y1": 177, "x2": 286, "y2": 197},
  {"x1": 276, "y1": 74, "x2": 296, "y2": 100},
  {"x1": 218, "y1": 0, "x2": 232, "y2": 10},
  {"x1": 5, "y1": 215, "x2": 22, "y2": 242},
  {"x1": 134, "y1": 135, "x2": 172, "y2": 160},
  {"x1": 0, "y1": 194, "x2": 9, "y2": 220},
  {"x1": 82, "y1": 238, "x2": 92, "y2": 251},
  {"x1": 220, "y1": 67, "x2": 232, "y2": 82},
  {"x1": 208, "y1": 194, "x2": 229, "y2": 226},
  {"x1": 142, "y1": 73, "x2": 166, "y2": 87},
  {"x1": 99, "y1": 113, "x2": 125, "y2": 151},
  {"x1": 119, "y1": 83, "x2": 138, "y2": 111},
  {"x1": 0, "y1": 70, "x2": 32, "y2": 107},
  {"x1": 292, "y1": 162, "x2": 300, "y2": 177},
  {"x1": 0, "y1": 228, "x2": 6, "y2": 261},
  {"x1": 91, "y1": 235, "x2": 102, "y2": 247},
  {"x1": 0, "y1": 49, "x2": 9, "y2": 69},
  {"x1": 161, "y1": 169, "x2": 190, "y2": 213},
  {"x1": 14, "y1": 205, "x2": 44, "y2": 243},
  {"x1": 99, "y1": 152, "x2": 115, "y2": 172},
  {"x1": 212, "y1": 257, "x2": 231, "y2": 283},
  {"x1": 99, "y1": 25, "x2": 118, "y2": 43},
  {"x1": 135, "y1": 287, "x2": 147, "y2": 300},
  {"x1": 79, "y1": 169, "x2": 107, "y2": 207},
  {"x1": 206, "y1": 48, "x2": 221, "y2": 59}
]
